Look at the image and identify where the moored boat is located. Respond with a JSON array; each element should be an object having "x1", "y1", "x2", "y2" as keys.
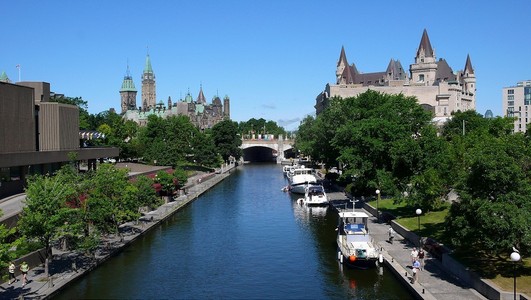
[
  {"x1": 297, "y1": 184, "x2": 328, "y2": 206},
  {"x1": 336, "y1": 211, "x2": 379, "y2": 269},
  {"x1": 288, "y1": 166, "x2": 317, "y2": 194}
]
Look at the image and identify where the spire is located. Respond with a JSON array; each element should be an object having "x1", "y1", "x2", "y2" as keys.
[
  {"x1": 337, "y1": 46, "x2": 348, "y2": 67},
  {"x1": 464, "y1": 54, "x2": 474, "y2": 75},
  {"x1": 196, "y1": 84, "x2": 206, "y2": 104},
  {"x1": 416, "y1": 29, "x2": 434, "y2": 58},
  {"x1": 144, "y1": 53, "x2": 153, "y2": 74}
]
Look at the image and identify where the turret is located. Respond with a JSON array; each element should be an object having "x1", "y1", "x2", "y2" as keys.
[{"x1": 462, "y1": 54, "x2": 476, "y2": 95}]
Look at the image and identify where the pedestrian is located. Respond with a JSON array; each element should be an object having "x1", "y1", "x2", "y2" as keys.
[
  {"x1": 418, "y1": 248, "x2": 425, "y2": 270},
  {"x1": 412, "y1": 259, "x2": 421, "y2": 283},
  {"x1": 410, "y1": 247, "x2": 418, "y2": 264},
  {"x1": 388, "y1": 226, "x2": 395, "y2": 244},
  {"x1": 20, "y1": 261, "x2": 29, "y2": 287},
  {"x1": 8, "y1": 261, "x2": 16, "y2": 285}
]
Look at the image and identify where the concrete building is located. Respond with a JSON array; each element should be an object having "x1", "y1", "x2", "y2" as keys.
[
  {"x1": 502, "y1": 80, "x2": 531, "y2": 133},
  {"x1": 0, "y1": 81, "x2": 119, "y2": 199},
  {"x1": 316, "y1": 29, "x2": 476, "y2": 124},
  {"x1": 121, "y1": 54, "x2": 230, "y2": 130}
]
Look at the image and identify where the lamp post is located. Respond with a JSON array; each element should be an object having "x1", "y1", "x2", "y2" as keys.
[
  {"x1": 510, "y1": 250, "x2": 521, "y2": 300},
  {"x1": 416, "y1": 208, "x2": 422, "y2": 247},
  {"x1": 375, "y1": 189, "x2": 380, "y2": 222}
]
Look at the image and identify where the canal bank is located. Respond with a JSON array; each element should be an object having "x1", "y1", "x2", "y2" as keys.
[
  {"x1": 0, "y1": 163, "x2": 238, "y2": 300},
  {"x1": 327, "y1": 193, "x2": 486, "y2": 300}
]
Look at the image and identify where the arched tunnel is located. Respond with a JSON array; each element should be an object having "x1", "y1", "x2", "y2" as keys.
[
  {"x1": 242, "y1": 146, "x2": 297, "y2": 163},
  {"x1": 242, "y1": 146, "x2": 276, "y2": 162}
]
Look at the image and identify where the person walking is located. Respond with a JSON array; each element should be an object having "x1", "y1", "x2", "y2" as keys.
[
  {"x1": 410, "y1": 247, "x2": 418, "y2": 264},
  {"x1": 20, "y1": 261, "x2": 29, "y2": 287},
  {"x1": 418, "y1": 248, "x2": 425, "y2": 270},
  {"x1": 412, "y1": 259, "x2": 421, "y2": 284},
  {"x1": 388, "y1": 226, "x2": 395, "y2": 244},
  {"x1": 8, "y1": 262, "x2": 16, "y2": 285}
]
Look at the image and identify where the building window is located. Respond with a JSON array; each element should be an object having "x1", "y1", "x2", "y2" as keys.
[
  {"x1": 508, "y1": 101, "x2": 514, "y2": 106},
  {"x1": 508, "y1": 95, "x2": 514, "y2": 100},
  {"x1": 419, "y1": 74, "x2": 425, "y2": 82},
  {"x1": 508, "y1": 89, "x2": 514, "y2": 95}
]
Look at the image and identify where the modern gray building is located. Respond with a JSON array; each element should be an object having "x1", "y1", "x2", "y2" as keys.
[
  {"x1": 502, "y1": 80, "x2": 531, "y2": 133},
  {"x1": 0, "y1": 81, "x2": 119, "y2": 198}
]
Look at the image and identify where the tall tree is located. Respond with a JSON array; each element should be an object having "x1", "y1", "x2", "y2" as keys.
[
  {"x1": 18, "y1": 172, "x2": 77, "y2": 275},
  {"x1": 212, "y1": 119, "x2": 242, "y2": 161}
]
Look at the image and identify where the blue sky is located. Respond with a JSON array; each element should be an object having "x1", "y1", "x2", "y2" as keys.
[{"x1": 2, "y1": 1, "x2": 530, "y2": 130}]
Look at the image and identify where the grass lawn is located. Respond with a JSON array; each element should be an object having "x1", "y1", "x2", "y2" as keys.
[{"x1": 367, "y1": 198, "x2": 530, "y2": 296}]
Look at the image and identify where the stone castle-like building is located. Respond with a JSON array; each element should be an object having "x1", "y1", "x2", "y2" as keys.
[
  {"x1": 120, "y1": 54, "x2": 230, "y2": 129},
  {"x1": 316, "y1": 29, "x2": 476, "y2": 123}
]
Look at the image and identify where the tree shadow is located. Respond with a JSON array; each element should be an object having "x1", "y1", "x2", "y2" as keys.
[{"x1": 452, "y1": 249, "x2": 531, "y2": 279}]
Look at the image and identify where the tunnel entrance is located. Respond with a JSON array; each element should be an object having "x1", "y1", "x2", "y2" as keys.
[{"x1": 242, "y1": 146, "x2": 276, "y2": 162}]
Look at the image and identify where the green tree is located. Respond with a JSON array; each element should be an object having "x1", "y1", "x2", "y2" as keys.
[
  {"x1": 155, "y1": 170, "x2": 176, "y2": 203},
  {"x1": 191, "y1": 132, "x2": 222, "y2": 168},
  {"x1": 445, "y1": 133, "x2": 531, "y2": 255},
  {"x1": 132, "y1": 175, "x2": 162, "y2": 211},
  {"x1": 18, "y1": 172, "x2": 77, "y2": 275},
  {"x1": 85, "y1": 164, "x2": 137, "y2": 240},
  {"x1": 212, "y1": 119, "x2": 242, "y2": 161},
  {"x1": 332, "y1": 91, "x2": 433, "y2": 195}
]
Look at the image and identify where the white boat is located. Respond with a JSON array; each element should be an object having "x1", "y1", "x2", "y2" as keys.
[
  {"x1": 297, "y1": 184, "x2": 328, "y2": 206},
  {"x1": 288, "y1": 166, "x2": 317, "y2": 194},
  {"x1": 336, "y1": 211, "x2": 379, "y2": 269},
  {"x1": 282, "y1": 164, "x2": 298, "y2": 177}
]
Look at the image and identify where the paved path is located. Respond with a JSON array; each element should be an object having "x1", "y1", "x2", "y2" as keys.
[{"x1": 327, "y1": 191, "x2": 485, "y2": 300}]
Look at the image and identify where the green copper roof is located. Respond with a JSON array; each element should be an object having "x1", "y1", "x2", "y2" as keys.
[
  {"x1": 184, "y1": 92, "x2": 193, "y2": 103},
  {"x1": 120, "y1": 75, "x2": 137, "y2": 92},
  {"x1": 195, "y1": 104, "x2": 205, "y2": 114},
  {"x1": 0, "y1": 71, "x2": 10, "y2": 83},
  {"x1": 144, "y1": 54, "x2": 154, "y2": 73}
]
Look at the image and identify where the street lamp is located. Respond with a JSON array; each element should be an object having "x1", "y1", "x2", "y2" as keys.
[
  {"x1": 375, "y1": 189, "x2": 380, "y2": 222},
  {"x1": 510, "y1": 250, "x2": 521, "y2": 300},
  {"x1": 416, "y1": 208, "x2": 422, "y2": 247}
]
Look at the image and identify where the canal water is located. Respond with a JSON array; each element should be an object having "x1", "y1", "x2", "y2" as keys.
[{"x1": 55, "y1": 163, "x2": 412, "y2": 299}]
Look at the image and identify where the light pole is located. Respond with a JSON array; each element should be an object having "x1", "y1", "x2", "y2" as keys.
[
  {"x1": 375, "y1": 189, "x2": 380, "y2": 222},
  {"x1": 416, "y1": 208, "x2": 422, "y2": 247},
  {"x1": 510, "y1": 250, "x2": 521, "y2": 300}
]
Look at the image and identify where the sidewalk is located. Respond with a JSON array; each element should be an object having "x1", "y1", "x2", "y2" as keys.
[
  {"x1": 328, "y1": 191, "x2": 485, "y2": 300},
  {"x1": 0, "y1": 168, "x2": 235, "y2": 299}
]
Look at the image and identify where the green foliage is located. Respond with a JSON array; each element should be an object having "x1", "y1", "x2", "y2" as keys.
[
  {"x1": 445, "y1": 132, "x2": 531, "y2": 255},
  {"x1": 212, "y1": 119, "x2": 242, "y2": 161},
  {"x1": 191, "y1": 131, "x2": 222, "y2": 168},
  {"x1": 239, "y1": 118, "x2": 286, "y2": 138},
  {"x1": 0, "y1": 224, "x2": 20, "y2": 270},
  {"x1": 132, "y1": 175, "x2": 162, "y2": 210},
  {"x1": 18, "y1": 172, "x2": 77, "y2": 259},
  {"x1": 85, "y1": 164, "x2": 135, "y2": 235}
]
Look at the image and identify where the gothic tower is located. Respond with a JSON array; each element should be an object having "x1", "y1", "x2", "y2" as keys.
[
  {"x1": 141, "y1": 53, "x2": 156, "y2": 110},
  {"x1": 223, "y1": 95, "x2": 230, "y2": 119},
  {"x1": 119, "y1": 65, "x2": 137, "y2": 113},
  {"x1": 410, "y1": 29, "x2": 438, "y2": 86}
]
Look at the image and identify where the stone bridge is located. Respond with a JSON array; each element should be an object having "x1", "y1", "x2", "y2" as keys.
[{"x1": 240, "y1": 138, "x2": 294, "y2": 163}]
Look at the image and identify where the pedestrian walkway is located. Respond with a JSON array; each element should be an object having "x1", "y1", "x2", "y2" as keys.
[
  {"x1": 328, "y1": 192, "x2": 486, "y2": 300},
  {"x1": 0, "y1": 168, "x2": 235, "y2": 299}
]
